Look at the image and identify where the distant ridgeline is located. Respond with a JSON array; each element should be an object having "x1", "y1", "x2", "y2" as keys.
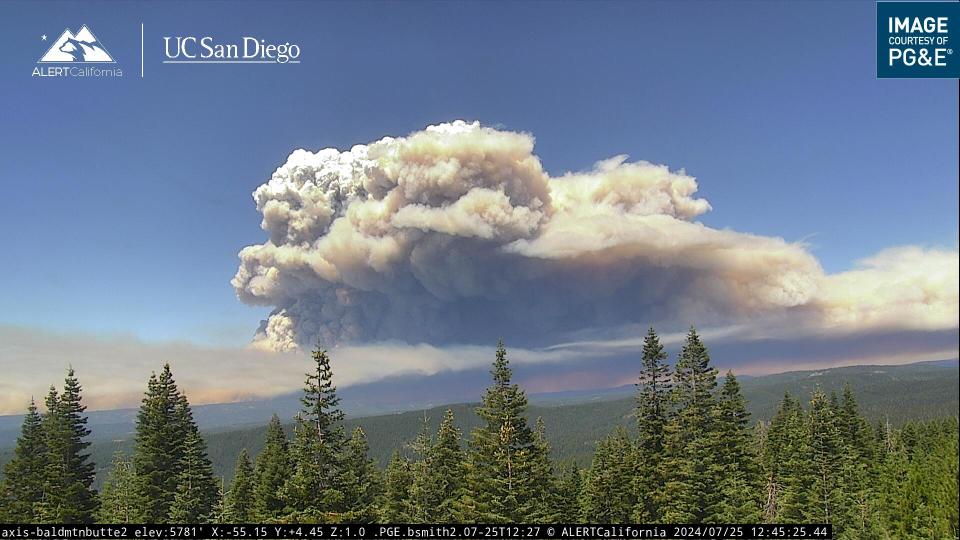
[{"x1": 0, "y1": 330, "x2": 957, "y2": 537}]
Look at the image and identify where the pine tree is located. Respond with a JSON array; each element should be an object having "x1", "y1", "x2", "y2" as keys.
[
  {"x1": 97, "y1": 452, "x2": 138, "y2": 523},
  {"x1": 380, "y1": 451, "x2": 413, "y2": 522},
  {"x1": 555, "y1": 463, "x2": 583, "y2": 522},
  {"x1": 660, "y1": 327, "x2": 720, "y2": 523},
  {"x1": 633, "y1": 327, "x2": 672, "y2": 521},
  {"x1": 132, "y1": 364, "x2": 188, "y2": 522},
  {"x1": 580, "y1": 427, "x2": 636, "y2": 523},
  {"x1": 37, "y1": 386, "x2": 68, "y2": 522},
  {"x1": 168, "y1": 430, "x2": 218, "y2": 523},
  {"x1": 806, "y1": 388, "x2": 844, "y2": 527},
  {"x1": 522, "y1": 417, "x2": 559, "y2": 522},
  {"x1": 835, "y1": 384, "x2": 877, "y2": 536},
  {"x1": 0, "y1": 399, "x2": 48, "y2": 523},
  {"x1": 461, "y1": 340, "x2": 547, "y2": 523},
  {"x1": 763, "y1": 393, "x2": 812, "y2": 522},
  {"x1": 56, "y1": 368, "x2": 98, "y2": 522},
  {"x1": 339, "y1": 427, "x2": 380, "y2": 523},
  {"x1": 281, "y1": 344, "x2": 346, "y2": 522},
  {"x1": 224, "y1": 449, "x2": 255, "y2": 522},
  {"x1": 430, "y1": 409, "x2": 467, "y2": 522},
  {"x1": 710, "y1": 372, "x2": 761, "y2": 522},
  {"x1": 407, "y1": 416, "x2": 435, "y2": 523},
  {"x1": 252, "y1": 415, "x2": 289, "y2": 521}
]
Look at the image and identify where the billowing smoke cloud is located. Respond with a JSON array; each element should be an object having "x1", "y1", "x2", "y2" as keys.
[{"x1": 232, "y1": 121, "x2": 958, "y2": 352}]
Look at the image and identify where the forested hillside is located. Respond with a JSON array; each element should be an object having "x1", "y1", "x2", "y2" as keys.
[
  {"x1": 1, "y1": 332, "x2": 957, "y2": 537},
  {"x1": 1, "y1": 359, "x2": 957, "y2": 486},
  {"x1": 52, "y1": 359, "x2": 954, "y2": 484}
]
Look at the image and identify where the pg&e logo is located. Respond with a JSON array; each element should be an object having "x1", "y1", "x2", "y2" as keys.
[{"x1": 877, "y1": 2, "x2": 960, "y2": 78}]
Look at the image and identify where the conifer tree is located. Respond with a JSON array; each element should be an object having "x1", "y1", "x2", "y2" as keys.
[
  {"x1": 339, "y1": 427, "x2": 380, "y2": 523},
  {"x1": 56, "y1": 368, "x2": 98, "y2": 522},
  {"x1": 806, "y1": 388, "x2": 843, "y2": 527},
  {"x1": 132, "y1": 364, "x2": 188, "y2": 522},
  {"x1": 281, "y1": 344, "x2": 346, "y2": 521},
  {"x1": 660, "y1": 327, "x2": 720, "y2": 523},
  {"x1": 224, "y1": 449, "x2": 255, "y2": 522},
  {"x1": 462, "y1": 340, "x2": 547, "y2": 523},
  {"x1": 429, "y1": 409, "x2": 467, "y2": 522},
  {"x1": 0, "y1": 399, "x2": 48, "y2": 522},
  {"x1": 633, "y1": 327, "x2": 672, "y2": 521},
  {"x1": 168, "y1": 430, "x2": 218, "y2": 523},
  {"x1": 835, "y1": 384, "x2": 876, "y2": 536},
  {"x1": 252, "y1": 415, "x2": 289, "y2": 521},
  {"x1": 711, "y1": 372, "x2": 761, "y2": 522},
  {"x1": 380, "y1": 451, "x2": 413, "y2": 522},
  {"x1": 523, "y1": 417, "x2": 559, "y2": 522},
  {"x1": 555, "y1": 463, "x2": 583, "y2": 522},
  {"x1": 407, "y1": 416, "x2": 434, "y2": 523},
  {"x1": 97, "y1": 452, "x2": 137, "y2": 523},
  {"x1": 762, "y1": 393, "x2": 811, "y2": 522},
  {"x1": 580, "y1": 427, "x2": 636, "y2": 523},
  {"x1": 37, "y1": 386, "x2": 68, "y2": 522}
]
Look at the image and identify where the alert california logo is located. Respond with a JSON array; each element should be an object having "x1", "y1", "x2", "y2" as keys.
[{"x1": 33, "y1": 24, "x2": 124, "y2": 78}]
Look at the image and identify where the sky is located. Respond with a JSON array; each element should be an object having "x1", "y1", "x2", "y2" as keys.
[{"x1": 0, "y1": 1, "x2": 957, "y2": 414}]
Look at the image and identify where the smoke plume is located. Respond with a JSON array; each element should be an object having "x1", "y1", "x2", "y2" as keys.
[{"x1": 232, "y1": 121, "x2": 958, "y2": 351}]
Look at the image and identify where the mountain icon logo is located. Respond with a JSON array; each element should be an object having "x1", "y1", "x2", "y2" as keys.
[{"x1": 38, "y1": 25, "x2": 115, "y2": 63}]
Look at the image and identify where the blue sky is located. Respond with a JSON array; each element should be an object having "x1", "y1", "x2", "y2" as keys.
[{"x1": 1, "y1": 0, "x2": 957, "y2": 348}]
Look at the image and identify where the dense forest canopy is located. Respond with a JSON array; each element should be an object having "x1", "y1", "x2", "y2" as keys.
[{"x1": 1, "y1": 329, "x2": 957, "y2": 539}]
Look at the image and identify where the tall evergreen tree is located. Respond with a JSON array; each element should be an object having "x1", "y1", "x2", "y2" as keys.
[
  {"x1": 461, "y1": 340, "x2": 548, "y2": 523},
  {"x1": 252, "y1": 415, "x2": 289, "y2": 521},
  {"x1": 168, "y1": 430, "x2": 218, "y2": 523},
  {"x1": 555, "y1": 463, "x2": 583, "y2": 522},
  {"x1": 580, "y1": 427, "x2": 636, "y2": 523},
  {"x1": 339, "y1": 427, "x2": 380, "y2": 523},
  {"x1": 523, "y1": 417, "x2": 559, "y2": 522},
  {"x1": 0, "y1": 399, "x2": 48, "y2": 523},
  {"x1": 281, "y1": 344, "x2": 346, "y2": 521},
  {"x1": 37, "y1": 386, "x2": 68, "y2": 523},
  {"x1": 660, "y1": 327, "x2": 721, "y2": 523},
  {"x1": 224, "y1": 449, "x2": 255, "y2": 522},
  {"x1": 132, "y1": 364, "x2": 188, "y2": 522},
  {"x1": 633, "y1": 327, "x2": 672, "y2": 521},
  {"x1": 806, "y1": 388, "x2": 844, "y2": 527},
  {"x1": 710, "y1": 372, "x2": 761, "y2": 522},
  {"x1": 97, "y1": 452, "x2": 138, "y2": 523},
  {"x1": 762, "y1": 393, "x2": 811, "y2": 522},
  {"x1": 380, "y1": 451, "x2": 413, "y2": 522},
  {"x1": 407, "y1": 416, "x2": 434, "y2": 523},
  {"x1": 429, "y1": 409, "x2": 467, "y2": 522},
  {"x1": 56, "y1": 368, "x2": 98, "y2": 522}
]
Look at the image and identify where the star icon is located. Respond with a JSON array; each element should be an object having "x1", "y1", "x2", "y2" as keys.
[{"x1": 41, "y1": 34, "x2": 47, "y2": 41}]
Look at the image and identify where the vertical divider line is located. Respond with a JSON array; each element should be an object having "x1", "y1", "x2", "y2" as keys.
[{"x1": 140, "y1": 23, "x2": 144, "y2": 78}]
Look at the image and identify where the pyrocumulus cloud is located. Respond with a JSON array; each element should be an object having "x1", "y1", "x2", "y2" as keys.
[{"x1": 232, "y1": 121, "x2": 958, "y2": 352}]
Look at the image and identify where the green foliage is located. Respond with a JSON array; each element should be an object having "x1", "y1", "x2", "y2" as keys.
[
  {"x1": 338, "y1": 428, "x2": 380, "y2": 523},
  {"x1": 224, "y1": 449, "x2": 255, "y2": 522},
  {"x1": 280, "y1": 344, "x2": 347, "y2": 522},
  {"x1": 97, "y1": 452, "x2": 137, "y2": 523},
  {"x1": 168, "y1": 429, "x2": 218, "y2": 522},
  {"x1": 132, "y1": 364, "x2": 187, "y2": 522},
  {"x1": 580, "y1": 427, "x2": 635, "y2": 523},
  {"x1": 633, "y1": 327, "x2": 671, "y2": 521},
  {"x1": 461, "y1": 340, "x2": 553, "y2": 523},
  {"x1": 379, "y1": 451, "x2": 413, "y2": 522},
  {"x1": 660, "y1": 327, "x2": 721, "y2": 523},
  {"x1": 0, "y1": 331, "x2": 957, "y2": 533},
  {"x1": 0, "y1": 399, "x2": 47, "y2": 522},
  {"x1": 252, "y1": 415, "x2": 288, "y2": 521}
]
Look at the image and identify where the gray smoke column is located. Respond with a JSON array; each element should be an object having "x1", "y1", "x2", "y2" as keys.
[{"x1": 231, "y1": 121, "x2": 827, "y2": 351}]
